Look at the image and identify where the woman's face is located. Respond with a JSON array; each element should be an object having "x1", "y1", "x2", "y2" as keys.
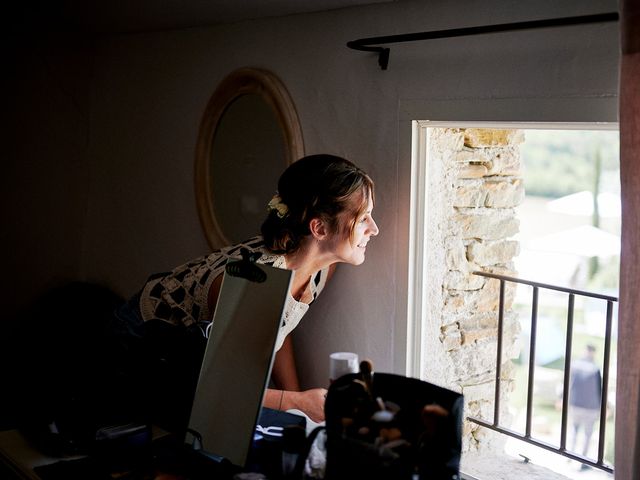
[{"x1": 325, "y1": 191, "x2": 379, "y2": 266}]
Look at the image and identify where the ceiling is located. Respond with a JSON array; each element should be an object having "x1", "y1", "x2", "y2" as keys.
[{"x1": 23, "y1": 0, "x2": 397, "y2": 34}]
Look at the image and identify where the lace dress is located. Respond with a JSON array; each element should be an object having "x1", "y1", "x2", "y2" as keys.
[{"x1": 138, "y1": 235, "x2": 329, "y2": 351}]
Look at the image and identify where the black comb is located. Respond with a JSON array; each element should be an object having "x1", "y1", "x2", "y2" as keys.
[{"x1": 225, "y1": 248, "x2": 267, "y2": 283}]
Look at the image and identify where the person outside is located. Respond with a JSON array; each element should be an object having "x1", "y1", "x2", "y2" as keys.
[
  {"x1": 569, "y1": 344, "x2": 603, "y2": 465},
  {"x1": 110, "y1": 154, "x2": 379, "y2": 431}
]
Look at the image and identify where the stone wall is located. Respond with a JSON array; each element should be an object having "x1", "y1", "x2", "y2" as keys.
[{"x1": 422, "y1": 128, "x2": 524, "y2": 452}]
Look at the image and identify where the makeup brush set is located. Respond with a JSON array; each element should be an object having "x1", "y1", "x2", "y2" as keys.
[{"x1": 323, "y1": 361, "x2": 463, "y2": 480}]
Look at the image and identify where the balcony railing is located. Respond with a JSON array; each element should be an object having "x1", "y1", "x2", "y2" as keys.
[{"x1": 467, "y1": 271, "x2": 617, "y2": 474}]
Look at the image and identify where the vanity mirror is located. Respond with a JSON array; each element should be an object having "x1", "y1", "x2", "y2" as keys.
[{"x1": 195, "y1": 68, "x2": 304, "y2": 249}]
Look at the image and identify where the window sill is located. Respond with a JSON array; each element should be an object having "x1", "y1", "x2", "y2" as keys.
[{"x1": 461, "y1": 452, "x2": 578, "y2": 480}]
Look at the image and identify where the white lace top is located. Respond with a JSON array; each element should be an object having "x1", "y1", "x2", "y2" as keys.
[{"x1": 139, "y1": 236, "x2": 328, "y2": 351}]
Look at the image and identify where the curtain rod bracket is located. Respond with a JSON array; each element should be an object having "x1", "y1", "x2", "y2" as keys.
[{"x1": 347, "y1": 12, "x2": 619, "y2": 70}]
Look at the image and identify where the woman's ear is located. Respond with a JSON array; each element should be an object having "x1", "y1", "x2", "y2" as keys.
[{"x1": 309, "y1": 218, "x2": 328, "y2": 240}]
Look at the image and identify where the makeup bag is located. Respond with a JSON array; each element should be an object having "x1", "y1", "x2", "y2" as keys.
[{"x1": 322, "y1": 370, "x2": 463, "y2": 480}]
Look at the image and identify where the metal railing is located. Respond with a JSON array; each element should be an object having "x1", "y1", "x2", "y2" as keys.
[{"x1": 466, "y1": 271, "x2": 617, "y2": 473}]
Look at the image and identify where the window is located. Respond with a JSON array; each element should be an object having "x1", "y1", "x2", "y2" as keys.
[{"x1": 408, "y1": 122, "x2": 619, "y2": 479}]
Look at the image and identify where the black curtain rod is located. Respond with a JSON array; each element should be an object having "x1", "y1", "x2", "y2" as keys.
[{"x1": 347, "y1": 12, "x2": 619, "y2": 70}]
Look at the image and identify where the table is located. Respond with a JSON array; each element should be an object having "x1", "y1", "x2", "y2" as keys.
[{"x1": 0, "y1": 428, "x2": 190, "y2": 480}]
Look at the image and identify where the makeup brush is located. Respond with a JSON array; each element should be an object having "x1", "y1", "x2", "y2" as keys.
[{"x1": 359, "y1": 359, "x2": 374, "y2": 394}]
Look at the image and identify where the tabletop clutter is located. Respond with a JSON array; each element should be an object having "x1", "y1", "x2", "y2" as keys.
[
  {"x1": 243, "y1": 355, "x2": 463, "y2": 480},
  {"x1": 14, "y1": 353, "x2": 462, "y2": 480}
]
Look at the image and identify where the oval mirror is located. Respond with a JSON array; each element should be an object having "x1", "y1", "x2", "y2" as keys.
[{"x1": 195, "y1": 68, "x2": 304, "y2": 249}]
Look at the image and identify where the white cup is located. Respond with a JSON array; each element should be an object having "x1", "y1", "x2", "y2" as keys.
[{"x1": 329, "y1": 352, "x2": 359, "y2": 382}]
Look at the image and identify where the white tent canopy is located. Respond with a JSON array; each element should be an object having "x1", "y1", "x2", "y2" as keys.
[
  {"x1": 547, "y1": 191, "x2": 621, "y2": 218},
  {"x1": 527, "y1": 224, "x2": 620, "y2": 257}
]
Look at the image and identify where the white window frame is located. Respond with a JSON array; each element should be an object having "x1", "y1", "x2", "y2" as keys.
[{"x1": 405, "y1": 120, "x2": 620, "y2": 480}]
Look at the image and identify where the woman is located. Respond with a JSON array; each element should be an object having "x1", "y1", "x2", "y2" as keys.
[{"x1": 113, "y1": 154, "x2": 378, "y2": 429}]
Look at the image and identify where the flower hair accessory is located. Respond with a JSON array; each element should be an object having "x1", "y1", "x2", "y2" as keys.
[{"x1": 267, "y1": 194, "x2": 289, "y2": 219}]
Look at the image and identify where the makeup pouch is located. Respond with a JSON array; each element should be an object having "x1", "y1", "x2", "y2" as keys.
[{"x1": 323, "y1": 371, "x2": 463, "y2": 480}]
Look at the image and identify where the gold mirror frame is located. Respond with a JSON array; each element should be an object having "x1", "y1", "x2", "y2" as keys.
[{"x1": 194, "y1": 68, "x2": 304, "y2": 249}]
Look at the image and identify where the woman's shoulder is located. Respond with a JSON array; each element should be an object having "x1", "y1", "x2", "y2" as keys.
[
  {"x1": 209, "y1": 235, "x2": 281, "y2": 265},
  {"x1": 218, "y1": 235, "x2": 266, "y2": 257}
]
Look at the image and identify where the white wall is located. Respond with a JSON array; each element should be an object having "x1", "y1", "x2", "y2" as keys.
[{"x1": 6, "y1": 0, "x2": 619, "y2": 389}]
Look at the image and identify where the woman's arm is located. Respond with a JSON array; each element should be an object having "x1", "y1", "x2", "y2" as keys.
[
  {"x1": 207, "y1": 273, "x2": 224, "y2": 312},
  {"x1": 271, "y1": 336, "x2": 300, "y2": 391},
  {"x1": 270, "y1": 264, "x2": 337, "y2": 392},
  {"x1": 264, "y1": 388, "x2": 327, "y2": 423}
]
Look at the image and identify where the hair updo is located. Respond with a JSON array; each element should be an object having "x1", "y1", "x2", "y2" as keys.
[{"x1": 261, "y1": 154, "x2": 375, "y2": 254}]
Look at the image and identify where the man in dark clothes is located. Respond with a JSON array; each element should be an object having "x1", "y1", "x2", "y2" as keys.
[{"x1": 569, "y1": 344, "x2": 603, "y2": 465}]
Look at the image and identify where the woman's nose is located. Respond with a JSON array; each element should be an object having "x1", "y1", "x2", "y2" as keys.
[{"x1": 369, "y1": 218, "x2": 379, "y2": 236}]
